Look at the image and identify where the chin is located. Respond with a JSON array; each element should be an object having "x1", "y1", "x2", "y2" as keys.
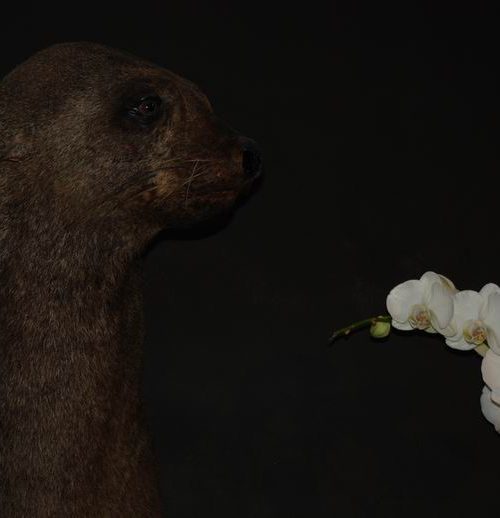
[{"x1": 160, "y1": 190, "x2": 238, "y2": 230}]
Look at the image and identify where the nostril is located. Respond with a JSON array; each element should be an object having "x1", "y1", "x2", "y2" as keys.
[{"x1": 240, "y1": 138, "x2": 262, "y2": 178}]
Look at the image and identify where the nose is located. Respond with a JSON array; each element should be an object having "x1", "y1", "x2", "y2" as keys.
[{"x1": 239, "y1": 137, "x2": 262, "y2": 179}]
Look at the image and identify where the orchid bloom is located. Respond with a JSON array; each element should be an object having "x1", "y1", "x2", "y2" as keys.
[
  {"x1": 386, "y1": 272, "x2": 456, "y2": 334},
  {"x1": 445, "y1": 284, "x2": 500, "y2": 351},
  {"x1": 331, "y1": 271, "x2": 500, "y2": 435},
  {"x1": 482, "y1": 349, "x2": 500, "y2": 405},
  {"x1": 480, "y1": 385, "x2": 500, "y2": 433}
]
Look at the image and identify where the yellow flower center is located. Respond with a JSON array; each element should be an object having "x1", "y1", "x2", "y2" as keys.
[
  {"x1": 464, "y1": 320, "x2": 487, "y2": 345},
  {"x1": 409, "y1": 304, "x2": 431, "y2": 330}
]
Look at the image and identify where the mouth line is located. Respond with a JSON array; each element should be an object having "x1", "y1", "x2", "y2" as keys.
[
  {"x1": 184, "y1": 176, "x2": 256, "y2": 202},
  {"x1": 191, "y1": 187, "x2": 237, "y2": 196},
  {"x1": 193, "y1": 189, "x2": 236, "y2": 199}
]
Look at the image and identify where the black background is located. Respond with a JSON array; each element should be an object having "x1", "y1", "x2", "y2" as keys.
[{"x1": 2, "y1": 2, "x2": 500, "y2": 517}]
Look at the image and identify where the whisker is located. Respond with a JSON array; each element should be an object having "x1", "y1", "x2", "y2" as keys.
[
  {"x1": 68, "y1": 157, "x2": 220, "y2": 226},
  {"x1": 179, "y1": 170, "x2": 209, "y2": 186},
  {"x1": 184, "y1": 160, "x2": 200, "y2": 207}
]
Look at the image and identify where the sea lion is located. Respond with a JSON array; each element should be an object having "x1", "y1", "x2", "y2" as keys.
[{"x1": 0, "y1": 42, "x2": 261, "y2": 517}]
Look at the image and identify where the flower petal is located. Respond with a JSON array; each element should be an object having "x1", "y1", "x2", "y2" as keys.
[
  {"x1": 480, "y1": 385, "x2": 500, "y2": 433},
  {"x1": 438, "y1": 274, "x2": 458, "y2": 294},
  {"x1": 480, "y1": 283, "x2": 500, "y2": 299},
  {"x1": 486, "y1": 329, "x2": 500, "y2": 355},
  {"x1": 445, "y1": 290, "x2": 483, "y2": 343},
  {"x1": 386, "y1": 280, "x2": 424, "y2": 324},
  {"x1": 481, "y1": 292, "x2": 500, "y2": 354},
  {"x1": 391, "y1": 320, "x2": 414, "y2": 331},
  {"x1": 420, "y1": 271, "x2": 457, "y2": 294},
  {"x1": 426, "y1": 282, "x2": 454, "y2": 332},
  {"x1": 445, "y1": 335, "x2": 476, "y2": 351},
  {"x1": 481, "y1": 350, "x2": 500, "y2": 404},
  {"x1": 453, "y1": 290, "x2": 483, "y2": 319},
  {"x1": 420, "y1": 271, "x2": 442, "y2": 288}
]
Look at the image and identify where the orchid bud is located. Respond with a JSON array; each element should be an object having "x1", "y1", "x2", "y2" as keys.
[{"x1": 370, "y1": 321, "x2": 391, "y2": 338}]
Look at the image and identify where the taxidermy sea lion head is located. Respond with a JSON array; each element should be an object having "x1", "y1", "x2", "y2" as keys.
[{"x1": 0, "y1": 42, "x2": 261, "y2": 253}]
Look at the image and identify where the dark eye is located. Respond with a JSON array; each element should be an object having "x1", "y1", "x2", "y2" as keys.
[{"x1": 125, "y1": 95, "x2": 162, "y2": 124}]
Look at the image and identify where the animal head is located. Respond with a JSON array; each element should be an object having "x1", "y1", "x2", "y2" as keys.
[{"x1": 0, "y1": 42, "x2": 261, "y2": 247}]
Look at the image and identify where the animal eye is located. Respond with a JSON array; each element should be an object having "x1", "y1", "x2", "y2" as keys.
[
  {"x1": 126, "y1": 95, "x2": 162, "y2": 123},
  {"x1": 137, "y1": 97, "x2": 160, "y2": 114}
]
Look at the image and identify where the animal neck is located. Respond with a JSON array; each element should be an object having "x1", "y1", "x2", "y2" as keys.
[
  {"x1": 0, "y1": 203, "x2": 150, "y2": 399},
  {"x1": 0, "y1": 210, "x2": 162, "y2": 515}
]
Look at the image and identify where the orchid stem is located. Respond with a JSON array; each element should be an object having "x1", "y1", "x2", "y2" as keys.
[{"x1": 328, "y1": 315, "x2": 391, "y2": 345}]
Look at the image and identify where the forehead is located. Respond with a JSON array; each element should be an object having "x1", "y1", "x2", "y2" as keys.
[
  {"x1": 111, "y1": 66, "x2": 210, "y2": 108},
  {"x1": 1, "y1": 43, "x2": 211, "y2": 118},
  {"x1": 74, "y1": 44, "x2": 209, "y2": 105}
]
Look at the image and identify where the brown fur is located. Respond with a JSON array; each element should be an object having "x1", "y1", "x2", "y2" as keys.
[{"x1": 0, "y1": 42, "x2": 258, "y2": 517}]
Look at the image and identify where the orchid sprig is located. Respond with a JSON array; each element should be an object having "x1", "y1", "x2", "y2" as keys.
[
  {"x1": 328, "y1": 315, "x2": 392, "y2": 343},
  {"x1": 329, "y1": 272, "x2": 500, "y2": 434}
]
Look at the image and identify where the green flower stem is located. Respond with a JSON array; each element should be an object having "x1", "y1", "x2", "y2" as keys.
[
  {"x1": 329, "y1": 315, "x2": 391, "y2": 345},
  {"x1": 475, "y1": 343, "x2": 489, "y2": 357}
]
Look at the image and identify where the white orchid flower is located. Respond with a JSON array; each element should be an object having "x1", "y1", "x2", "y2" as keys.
[
  {"x1": 445, "y1": 284, "x2": 500, "y2": 351},
  {"x1": 480, "y1": 385, "x2": 500, "y2": 433},
  {"x1": 478, "y1": 289, "x2": 500, "y2": 355},
  {"x1": 481, "y1": 349, "x2": 500, "y2": 405},
  {"x1": 386, "y1": 271, "x2": 456, "y2": 333}
]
